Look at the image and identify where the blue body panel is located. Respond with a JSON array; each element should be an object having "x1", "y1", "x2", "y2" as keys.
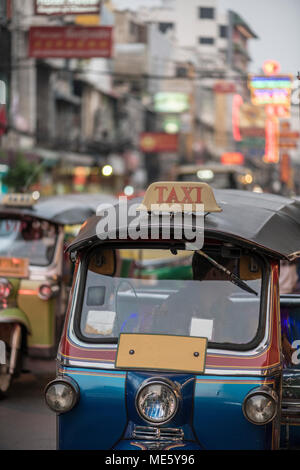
[
  {"x1": 58, "y1": 368, "x2": 127, "y2": 450},
  {"x1": 193, "y1": 376, "x2": 274, "y2": 450},
  {"x1": 58, "y1": 368, "x2": 278, "y2": 450}
]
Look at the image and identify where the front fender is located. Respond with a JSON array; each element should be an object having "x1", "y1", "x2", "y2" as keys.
[{"x1": 0, "y1": 307, "x2": 31, "y2": 333}]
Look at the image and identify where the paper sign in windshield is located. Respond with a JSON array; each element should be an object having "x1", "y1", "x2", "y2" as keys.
[
  {"x1": 190, "y1": 318, "x2": 213, "y2": 340},
  {"x1": 85, "y1": 310, "x2": 116, "y2": 336},
  {"x1": 0, "y1": 257, "x2": 29, "y2": 278}
]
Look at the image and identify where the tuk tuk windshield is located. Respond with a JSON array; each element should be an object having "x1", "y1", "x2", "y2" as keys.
[
  {"x1": 78, "y1": 248, "x2": 264, "y2": 349},
  {"x1": 179, "y1": 171, "x2": 235, "y2": 189},
  {"x1": 0, "y1": 218, "x2": 58, "y2": 266}
]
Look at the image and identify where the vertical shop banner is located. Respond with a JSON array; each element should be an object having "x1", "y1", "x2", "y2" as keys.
[
  {"x1": 28, "y1": 26, "x2": 113, "y2": 58},
  {"x1": 34, "y1": 1, "x2": 101, "y2": 15},
  {"x1": 0, "y1": 80, "x2": 7, "y2": 137},
  {"x1": 264, "y1": 117, "x2": 279, "y2": 163},
  {"x1": 280, "y1": 154, "x2": 291, "y2": 183},
  {"x1": 214, "y1": 93, "x2": 227, "y2": 148}
]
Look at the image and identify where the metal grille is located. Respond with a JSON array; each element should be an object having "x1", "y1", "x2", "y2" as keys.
[
  {"x1": 281, "y1": 400, "x2": 300, "y2": 424},
  {"x1": 132, "y1": 426, "x2": 184, "y2": 441}
]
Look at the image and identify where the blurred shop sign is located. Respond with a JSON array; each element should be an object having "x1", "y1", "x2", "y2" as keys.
[
  {"x1": 264, "y1": 117, "x2": 279, "y2": 164},
  {"x1": 163, "y1": 116, "x2": 180, "y2": 134},
  {"x1": 75, "y1": 15, "x2": 100, "y2": 25},
  {"x1": 0, "y1": 164, "x2": 8, "y2": 194},
  {"x1": 154, "y1": 93, "x2": 189, "y2": 113},
  {"x1": 180, "y1": 113, "x2": 192, "y2": 133},
  {"x1": 248, "y1": 75, "x2": 293, "y2": 107},
  {"x1": 278, "y1": 142, "x2": 298, "y2": 149},
  {"x1": 280, "y1": 153, "x2": 291, "y2": 184},
  {"x1": 278, "y1": 121, "x2": 300, "y2": 149},
  {"x1": 239, "y1": 138, "x2": 265, "y2": 149},
  {"x1": 0, "y1": 105, "x2": 7, "y2": 137},
  {"x1": 0, "y1": 81, "x2": 6, "y2": 137},
  {"x1": 0, "y1": 80, "x2": 6, "y2": 105},
  {"x1": 28, "y1": 26, "x2": 112, "y2": 58},
  {"x1": 221, "y1": 152, "x2": 244, "y2": 165},
  {"x1": 239, "y1": 103, "x2": 266, "y2": 129},
  {"x1": 0, "y1": 0, "x2": 12, "y2": 22},
  {"x1": 34, "y1": 0, "x2": 101, "y2": 15},
  {"x1": 140, "y1": 133, "x2": 178, "y2": 153},
  {"x1": 240, "y1": 128, "x2": 265, "y2": 137},
  {"x1": 214, "y1": 81, "x2": 236, "y2": 93},
  {"x1": 265, "y1": 104, "x2": 290, "y2": 119},
  {"x1": 263, "y1": 60, "x2": 281, "y2": 76}
]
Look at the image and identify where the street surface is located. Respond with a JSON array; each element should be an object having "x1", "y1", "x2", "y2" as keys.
[{"x1": 0, "y1": 358, "x2": 56, "y2": 450}]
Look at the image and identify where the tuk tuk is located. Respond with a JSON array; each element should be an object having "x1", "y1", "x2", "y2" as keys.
[
  {"x1": 0, "y1": 192, "x2": 116, "y2": 395},
  {"x1": 175, "y1": 163, "x2": 254, "y2": 191},
  {"x1": 45, "y1": 183, "x2": 300, "y2": 450}
]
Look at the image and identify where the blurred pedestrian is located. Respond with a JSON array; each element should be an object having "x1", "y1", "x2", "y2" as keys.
[{"x1": 279, "y1": 260, "x2": 299, "y2": 294}]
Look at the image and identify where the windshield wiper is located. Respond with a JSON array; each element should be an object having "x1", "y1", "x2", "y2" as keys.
[{"x1": 196, "y1": 250, "x2": 258, "y2": 296}]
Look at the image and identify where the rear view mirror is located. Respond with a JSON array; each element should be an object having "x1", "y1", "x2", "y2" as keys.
[
  {"x1": 89, "y1": 249, "x2": 116, "y2": 276},
  {"x1": 239, "y1": 256, "x2": 261, "y2": 280}
]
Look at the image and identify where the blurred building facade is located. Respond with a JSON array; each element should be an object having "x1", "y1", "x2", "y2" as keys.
[{"x1": 0, "y1": 0, "x2": 298, "y2": 195}]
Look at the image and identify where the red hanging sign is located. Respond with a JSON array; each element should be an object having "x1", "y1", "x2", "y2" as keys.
[
  {"x1": 28, "y1": 26, "x2": 113, "y2": 58},
  {"x1": 264, "y1": 117, "x2": 279, "y2": 163},
  {"x1": 140, "y1": 133, "x2": 178, "y2": 153}
]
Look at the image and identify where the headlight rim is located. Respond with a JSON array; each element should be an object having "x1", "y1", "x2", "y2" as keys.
[
  {"x1": 242, "y1": 386, "x2": 278, "y2": 426},
  {"x1": 44, "y1": 377, "x2": 79, "y2": 414},
  {"x1": 135, "y1": 378, "x2": 181, "y2": 426}
]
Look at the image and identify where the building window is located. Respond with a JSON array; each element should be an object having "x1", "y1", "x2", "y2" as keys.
[
  {"x1": 219, "y1": 25, "x2": 228, "y2": 38},
  {"x1": 199, "y1": 7, "x2": 215, "y2": 19},
  {"x1": 199, "y1": 37, "x2": 215, "y2": 45},
  {"x1": 158, "y1": 22, "x2": 174, "y2": 34},
  {"x1": 130, "y1": 21, "x2": 138, "y2": 36},
  {"x1": 176, "y1": 66, "x2": 188, "y2": 77}
]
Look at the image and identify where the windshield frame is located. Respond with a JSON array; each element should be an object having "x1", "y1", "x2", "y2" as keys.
[
  {"x1": 0, "y1": 215, "x2": 59, "y2": 267},
  {"x1": 72, "y1": 241, "x2": 269, "y2": 352}
]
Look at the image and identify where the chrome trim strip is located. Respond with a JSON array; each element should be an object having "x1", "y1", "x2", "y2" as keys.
[{"x1": 58, "y1": 358, "x2": 281, "y2": 377}]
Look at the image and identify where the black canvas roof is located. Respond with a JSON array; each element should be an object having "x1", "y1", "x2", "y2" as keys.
[
  {"x1": 0, "y1": 193, "x2": 117, "y2": 225},
  {"x1": 67, "y1": 189, "x2": 300, "y2": 260}
]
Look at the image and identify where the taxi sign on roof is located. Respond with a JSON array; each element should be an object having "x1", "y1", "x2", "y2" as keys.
[
  {"x1": 139, "y1": 182, "x2": 222, "y2": 213},
  {"x1": 2, "y1": 193, "x2": 37, "y2": 208}
]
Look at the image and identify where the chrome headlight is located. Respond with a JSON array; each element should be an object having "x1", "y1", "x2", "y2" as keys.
[
  {"x1": 242, "y1": 386, "x2": 278, "y2": 425},
  {"x1": 38, "y1": 283, "x2": 59, "y2": 300},
  {"x1": 136, "y1": 379, "x2": 179, "y2": 425},
  {"x1": 45, "y1": 378, "x2": 79, "y2": 414}
]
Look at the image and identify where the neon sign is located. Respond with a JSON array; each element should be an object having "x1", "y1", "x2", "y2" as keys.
[
  {"x1": 232, "y1": 94, "x2": 243, "y2": 141},
  {"x1": 263, "y1": 60, "x2": 280, "y2": 75},
  {"x1": 221, "y1": 153, "x2": 244, "y2": 165},
  {"x1": 264, "y1": 117, "x2": 279, "y2": 163},
  {"x1": 248, "y1": 75, "x2": 293, "y2": 107}
]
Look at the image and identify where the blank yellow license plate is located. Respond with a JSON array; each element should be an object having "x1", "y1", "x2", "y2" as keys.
[
  {"x1": 115, "y1": 334, "x2": 207, "y2": 374},
  {"x1": 0, "y1": 257, "x2": 29, "y2": 278}
]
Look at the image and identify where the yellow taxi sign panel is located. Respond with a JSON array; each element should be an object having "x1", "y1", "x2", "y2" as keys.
[
  {"x1": 2, "y1": 193, "x2": 37, "y2": 208},
  {"x1": 139, "y1": 182, "x2": 222, "y2": 213}
]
